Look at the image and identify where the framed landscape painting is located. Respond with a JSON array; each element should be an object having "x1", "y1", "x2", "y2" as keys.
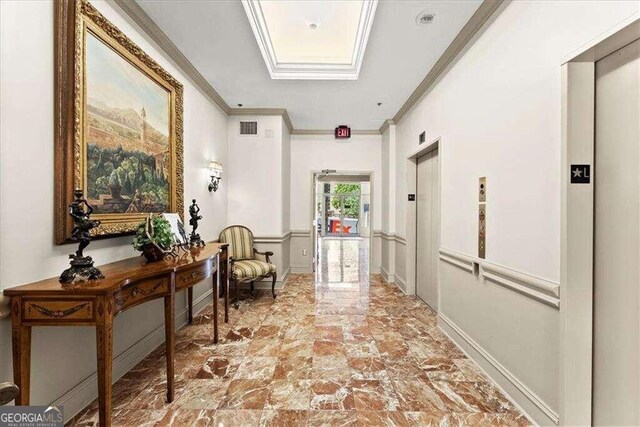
[{"x1": 54, "y1": 0, "x2": 183, "y2": 244}]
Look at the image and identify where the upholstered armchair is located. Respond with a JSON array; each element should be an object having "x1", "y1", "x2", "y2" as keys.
[{"x1": 219, "y1": 225, "x2": 277, "y2": 308}]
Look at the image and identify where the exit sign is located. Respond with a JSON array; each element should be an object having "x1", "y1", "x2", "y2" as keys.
[{"x1": 334, "y1": 125, "x2": 351, "y2": 139}]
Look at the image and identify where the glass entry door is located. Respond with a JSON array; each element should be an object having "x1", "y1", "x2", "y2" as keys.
[
  {"x1": 327, "y1": 194, "x2": 360, "y2": 237},
  {"x1": 313, "y1": 180, "x2": 371, "y2": 272},
  {"x1": 316, "y1": 184, "x2": 363, "y2": 237}
]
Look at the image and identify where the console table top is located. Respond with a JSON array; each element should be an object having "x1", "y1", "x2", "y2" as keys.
[{"x1": 4, "y1": 243, "x2": 228, "y2": 296}]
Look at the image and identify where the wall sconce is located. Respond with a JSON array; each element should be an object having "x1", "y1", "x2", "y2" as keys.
[{"x1": 208, "y1": 161, "x2": 223, "y2": 192}]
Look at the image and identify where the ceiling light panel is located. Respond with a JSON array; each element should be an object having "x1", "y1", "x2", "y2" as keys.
[{"x1": 242, "y1": 0, "x2": 378, "y2": 80}]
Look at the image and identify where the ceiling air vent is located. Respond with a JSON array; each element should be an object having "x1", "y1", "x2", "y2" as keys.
[{"x1": 239, "y1": 121, "x2": 258, "y2": 135}]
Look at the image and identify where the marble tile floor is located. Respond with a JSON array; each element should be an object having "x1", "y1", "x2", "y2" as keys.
[{"x1": 69, "y1": 240, "x2": 530, "y2": 427}]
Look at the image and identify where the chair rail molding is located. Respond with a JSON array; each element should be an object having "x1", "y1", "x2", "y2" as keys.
[
  {"x1": 253, "y1": 231, "x2": 292, "y2": 244},
  {"x1": 481, "y1": 262, "x2": 560, "y2": 309},
  {"x1": 438, "y1": 248, "x2": 475, "y2": 273},
  {"x1": 438, "y1": 247, "x2": 560, "y2": 309}
]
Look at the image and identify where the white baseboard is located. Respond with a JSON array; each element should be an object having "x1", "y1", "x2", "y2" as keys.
[
  {"x1": 57, "y1": 288, "x2": 214, "y2": 423},
  {"x1": 290, "y1": 265, "x2": 312, "y2": 274},
  {"x1": 438, "y1": 312, "x2": 558, "y2": 426},
  {"x1": 394, "y1": 274, "x2": 407, "y2": 293},
  {"x1": 380, "y1": 266, "x2": 395, "y2": 283}
]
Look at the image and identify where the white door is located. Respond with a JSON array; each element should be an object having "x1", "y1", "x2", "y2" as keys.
[
  {"x1": 593, "y1": 38, "x2": 640, "y2": 426},
  {"x1": 416, "y1": 148, "x2": 440, "y2": 310}
]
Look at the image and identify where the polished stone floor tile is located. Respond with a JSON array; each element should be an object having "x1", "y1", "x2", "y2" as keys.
[{"x1": 66, "y1": 238, "x2": 530, "y2": 426}]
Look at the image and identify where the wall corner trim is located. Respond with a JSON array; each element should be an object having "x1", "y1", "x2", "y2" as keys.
[{"x1": 378, "y1": 119, "x2": 395, "y2": 135}]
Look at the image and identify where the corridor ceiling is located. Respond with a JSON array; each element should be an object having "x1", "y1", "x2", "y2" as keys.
[{"x1": 137, "y1": 0, "x2": 482, "y2": 130}]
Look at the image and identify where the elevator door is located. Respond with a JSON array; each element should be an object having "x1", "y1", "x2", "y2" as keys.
[
  {"x1": 416, "y1": 148, "x2": 440, "y2": 310},
  {"x1": 593, "y1": 38, "x2": 640, "y2": 425}
]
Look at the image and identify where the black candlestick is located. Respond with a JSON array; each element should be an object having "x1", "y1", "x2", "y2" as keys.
[
  {"x1": 60, "y1": 189, "x2": 104, "y2": 283},
  {"x1": 188, "y1": 199, "x2": 205, "y2": 247}
]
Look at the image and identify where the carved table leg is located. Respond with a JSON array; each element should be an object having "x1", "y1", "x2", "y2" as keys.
[
  {"x1": 224, "y1": 258, "x2": 229, "y2": 323},
  {"x1": 187, "y1": 287, "x2": 193, "y2": 324},
  {"x1": 213, "y1": 256, "x2": 219, "y2": 344},
  {"x1": 164, "y1": 286, "x2": 175, "y2": 402},
  {"x1": 11, "y1": 297, "x2": 31, "y2": 405},
  {"x1": 96, "y1": 298, "x2": 114, "y2": 427}
]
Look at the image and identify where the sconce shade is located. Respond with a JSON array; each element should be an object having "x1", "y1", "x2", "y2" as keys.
[{"x1": 208, "y1": 161, "x2": 223, "y2": 177}]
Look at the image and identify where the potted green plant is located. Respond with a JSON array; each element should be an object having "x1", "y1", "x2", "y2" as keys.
[{"x1": 132, "y1": 215, "x2": 174, "y2": 262}]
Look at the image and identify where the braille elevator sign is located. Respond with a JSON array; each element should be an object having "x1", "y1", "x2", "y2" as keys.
[{"x1": 571, "y1": 164, "x2": 591, "y2": 184}]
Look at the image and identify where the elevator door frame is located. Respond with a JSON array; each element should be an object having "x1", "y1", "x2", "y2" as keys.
[
  {"x1": 405, "y1": 137, "x2": 442, "y2": 299},
  {"x1": 560, "y1": 15, "x2": 640, "y2": 427},
  {"x1": 415, "y1": 148, "x2": 440, "y2": 311}
]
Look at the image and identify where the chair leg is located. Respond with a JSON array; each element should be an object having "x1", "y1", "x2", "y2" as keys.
[
  {"x1": 271, "y1": 273, "x2": 277, "y2": 299},
  {"x1": 234, "y1": 279, "x2": 240, "y2": 309},
  {"x1": 250, "y1": 281, "x2": 255, "y2": 295}
]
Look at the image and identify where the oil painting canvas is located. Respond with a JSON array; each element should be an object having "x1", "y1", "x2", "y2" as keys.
[
  {"x1": 55, "y1": 0, "x2": 183, "y2": 243},
  {"x1": 85, "y1": 31, "x2": 170, "y2": 214}
]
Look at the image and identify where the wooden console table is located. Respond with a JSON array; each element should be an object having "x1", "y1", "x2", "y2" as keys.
[{"x1": 4, "y1": 243, "x2": 228, "y2": 427}]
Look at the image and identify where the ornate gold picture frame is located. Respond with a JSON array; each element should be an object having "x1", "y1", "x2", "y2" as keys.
[{"x1": 55, "y1": 0, "x2": 183, "y2": 244}]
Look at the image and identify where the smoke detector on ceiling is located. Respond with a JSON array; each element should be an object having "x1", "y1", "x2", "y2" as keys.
[{"x1": 416, "y1": 11, "x2": 435, "y2": 25}]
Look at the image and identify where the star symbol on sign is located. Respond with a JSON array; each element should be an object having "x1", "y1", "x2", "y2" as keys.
[{"x1": 573, "y1": 168, "x2": 582, "y2": 178}]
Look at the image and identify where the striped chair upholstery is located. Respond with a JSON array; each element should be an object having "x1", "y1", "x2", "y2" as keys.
[
  {"x1": 219, "y1": 225, "x2": 278, "y2": 307},
  {"x1": 232, "y1": 260, "x2": 276, "y2": 279},
  {"x1": 219, "y1": 226, "x2": 254, "y2": 260}
]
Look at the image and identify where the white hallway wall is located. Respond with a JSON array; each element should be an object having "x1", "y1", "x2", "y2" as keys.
[
  {"x1": 226, "y1": 114, "x2": 291, "y2": 283},
  {"x1": 392, "y1": 1, "x2": 639, "y2": 424},
  {"x1": 227, "y1": 115, "x2": 287, "y2": 236},
  {"x1": 290, "y1": 134, "x2": 382, "y2": 272},
  {"x1": 0, "y1": 0, "x2": 228, "y2": 414}
]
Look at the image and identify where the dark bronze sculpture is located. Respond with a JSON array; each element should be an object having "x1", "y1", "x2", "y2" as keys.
[
  {"x1": 188, "y1": 199, "x2": 205, "y2": 247},
  {"x1": 60, "y1": 189, "x2": 104, "y2": 283}
]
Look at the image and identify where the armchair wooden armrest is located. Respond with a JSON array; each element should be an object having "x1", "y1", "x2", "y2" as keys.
[{"x1": 254, "y1": 249, "x2": 274, "y2": 263}]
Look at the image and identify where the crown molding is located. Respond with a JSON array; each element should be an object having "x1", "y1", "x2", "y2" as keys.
[
  {"x1": 228, "y1": 108, "x2": 294, "y2": 133},
  {"x1": 282, "y1": 110, "x2": 294, "y2": 134},
  {"x1": 111, "y1": 0, "x2": 231, "y2": 114},
  {"x1": 378, "y1": 119, "x2": 395, "y2": 135},
  {"x1": 392, "y1": 0, "x2": 503, "y2": 124},
  {"x1": 113, "y1": 0, "x2": 502, "y2": 134},
  {"x1": 241, "y1": 0, "x2": 378, "y2": 80}
]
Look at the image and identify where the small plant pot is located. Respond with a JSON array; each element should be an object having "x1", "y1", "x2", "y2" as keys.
[{"x1": 141, "y1": 244, "x2": 165, "y2": 263}]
